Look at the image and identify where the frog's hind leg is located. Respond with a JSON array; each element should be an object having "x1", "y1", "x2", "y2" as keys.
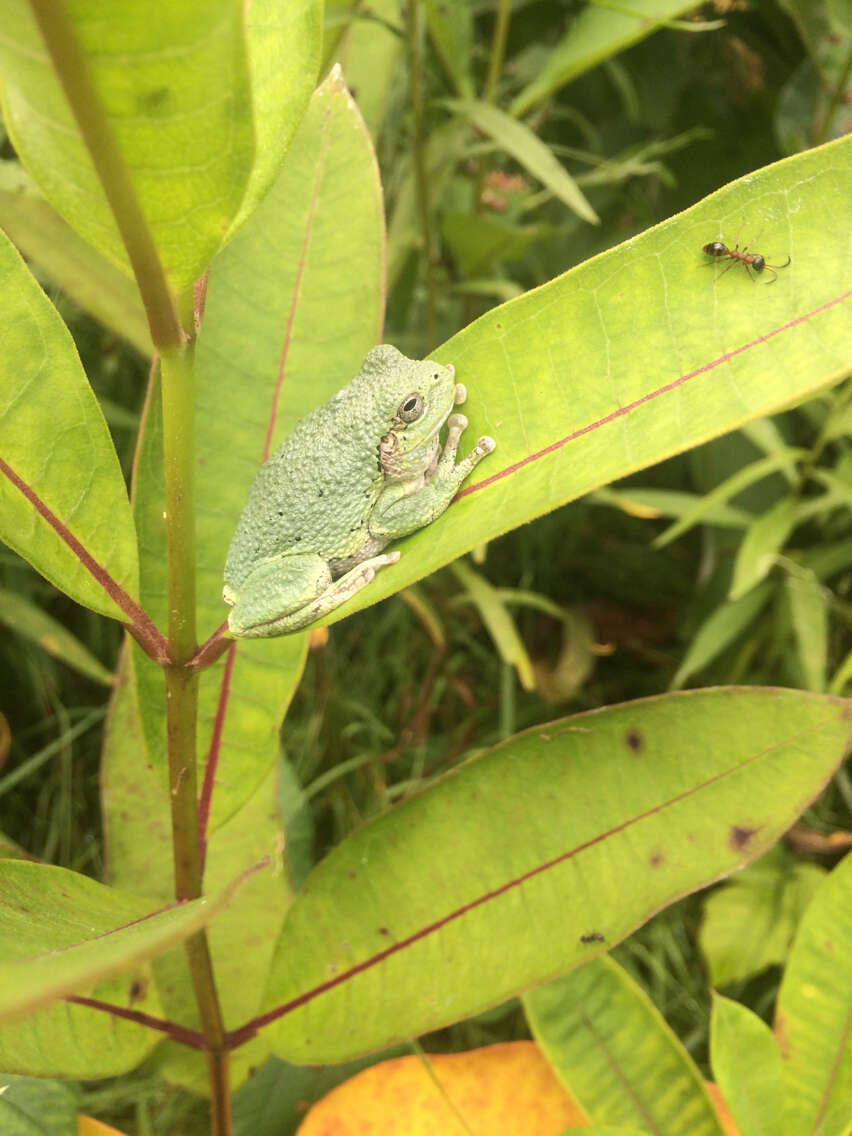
[
  {"x1": 261, "y1": 551, "x2": 401, "y2": 635},
  {"x1": 226, "y1": 552, "x2": 333, "y2": 637},
  {"x1": 227, "y1": 550, "x2": 401, "y2": 638}
]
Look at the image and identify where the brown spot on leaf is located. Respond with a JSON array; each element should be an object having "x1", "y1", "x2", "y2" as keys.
[
  {"x1": 730, "y1": 825, "x2": 759, "y2": 850},
  {"x1": 377, "y1": 927, "x2": 391, "y2": 937},
  {"x1": 128, "y1": 978, "x2": 148, "y2": 1004},
  {"x1": 649, "y1": 850, "x2": 665, "y2": 868},
  {"x1": 625, "y1": 728, "x2": 643, "y2": 752}
]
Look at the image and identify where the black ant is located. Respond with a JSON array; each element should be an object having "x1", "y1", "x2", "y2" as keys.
[{"x1": 702, "y1": 234, "x2": 791, "y2": 284}]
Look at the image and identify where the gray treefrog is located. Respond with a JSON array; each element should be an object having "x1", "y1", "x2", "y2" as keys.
[{"x1": 223, "y1": 344, "x2": 496, "y2": 637}]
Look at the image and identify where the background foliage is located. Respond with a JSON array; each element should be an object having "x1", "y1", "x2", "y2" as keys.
[{"x1": 0, "y1": 1, "x2": 849, "y2": 1133}]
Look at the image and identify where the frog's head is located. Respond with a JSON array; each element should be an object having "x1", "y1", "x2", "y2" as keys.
[{"x1": 362, "y1": 345, "x2": 465, "y2": 480}]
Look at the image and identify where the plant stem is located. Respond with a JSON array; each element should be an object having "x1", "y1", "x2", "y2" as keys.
[
  {"x1": 160, "y1": 343, "x2": 231, "y2": 1132},
  {"x1": 465, "y1": 0, "x2": 512, "y2": 327},
  {"x1": 475, "y1": 0, "x2": 513, "y2": 210},
  {"x1": 160, "y1": 345, "x2": 198, "y2": 666},
  {"x1": 406, "y1": 0, "x2": 437, "y2": 346},
  {"x1": 483, "y1": 0, "x2": 512, "y2": 106},
  {"x1": 160, "y1": 342, "x2": 201, "y2": 895},
  {"x1": 30, "y1": 4, "x2": 229, "y2": 1125}
]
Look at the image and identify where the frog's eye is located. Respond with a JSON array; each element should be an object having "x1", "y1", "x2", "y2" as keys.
[{"x1": 397, "y1": 393, "x2": 425, "y2": 423}]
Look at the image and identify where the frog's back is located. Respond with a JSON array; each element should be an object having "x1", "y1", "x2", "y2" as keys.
[{"x1": 225, "y1": 381, "x2": 385, "y2": 586}]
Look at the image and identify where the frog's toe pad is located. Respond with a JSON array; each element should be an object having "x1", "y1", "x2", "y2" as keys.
[{"x1": 478, "y1": 436, "x2": 497, "y2": 454}]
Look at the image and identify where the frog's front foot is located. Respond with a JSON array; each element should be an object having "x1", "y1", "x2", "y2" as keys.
[{"x1": 441, "y1": 413, "x2": 496, "y2": 477}]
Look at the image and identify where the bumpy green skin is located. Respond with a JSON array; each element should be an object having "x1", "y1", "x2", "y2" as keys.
[{"x1": 223, "y1": 345, "x2": 496, "y2": 637}]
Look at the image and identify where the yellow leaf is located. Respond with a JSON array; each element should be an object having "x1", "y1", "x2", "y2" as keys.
[
  {"x1": 78, "y1": 1117, "x2": 128, "y2": 1136},
  {"x1": 295, "y1": 1040, "x2": 588, "y2": 1135}
]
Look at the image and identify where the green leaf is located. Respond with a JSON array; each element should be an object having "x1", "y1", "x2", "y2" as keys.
[
  {"x1": 512, "y1": 0, "x2": 709, "y2": 116},
  {"x1": 0, "y1": 859, "x2": 250, "y2": 1025},
  {"x1": 278, "y1": 753, "x2": 315, "y2": 891},
  {"x1": 224, "y1": 0, "x2": 323, "y2": 237},
  {"x1": 815, "y1": 1102, "x2": 852, "y2": 1136},
  {"x1": 592, "y1": 486, "x2": 751, "y2": 528},
  {"x1": 336, "y1": 0, "x2": 403, "y2": 137},
  {"x1": 776, "y1": 0, "x2": 852, "y2": 87},
  {"x1": 322, "y1": 137, "x2": 852, "y2": 625},
  {"x1": 425, "y1": 0, "x2": 473, "y2": 97},
  {"x1": 451, "y1": 560, "x2": 536, "y2": 690},
  {"x1": 740, "y1": 418, "x2": 800, "y2": 483},
  {"x1": 831, "y1": 652, "x2": 852, "y2": 698},
  {"x1": 0, "y1": 0, "x2": 254, "y2": 293},
  {"x1": 786, "y1": 571, "x2": 828, "y2": 691},
  {"x1": 525, "y1": 957, "x2": 724, "y2": 1135},
  {"x1": 671, "y1": 582, "x2": 774, "y2": 689},
  {"x1": 699, "y1": 847, "x2": 827, "y2": 986},
  {"x1": 799, "y1": 536, "x2": 852, "y2": 581},
  {"x1": 0, "y1": 1076, "x2": 80, "y2": 1136},
  {"x1": 387, "y1": 120, "x2": 467, "y2": 288},
  {"x1": 730, "y1": 499, "x2": 797, "y2": 600},
  {"x1": 776, "y1": 852, "x2": 852, "y2": 1134},
  {"x1": 447, "y1": 99, "x2": 599, "y2": 224},
  {"x1": 0, "y1": 161, "x2": 151, "y2": 355},
  {"x1": 0, "y1": 230, "x2": 139, "y2": 621},
  {"x1": 654, "y1": 452, "x2": 804, "y2": 549},
  {"x1": 710, "y1": 993, "x2": 785, "y2": 1136},
  {"x1": 0, "y1": 585, "x2": 113, "y2": 685},
  {"x1": 442, "y1": 209, "x2": 551, "y2": 276},
  {"x1": 0, "y1": 970, "x2": 162, "y2": 1079},
  {"x1": 101, "y1": 657, "x2": 173, "y2": 903},
  {"x1": 258, "y1": 688, "x2": 849, "y2": 1063},
  {"x1": 811, "y1": 468, "x2": 852, "y2": 510},
  {"x1": 231, "y1": 1045, "x2": 410, "y2": 1136}
]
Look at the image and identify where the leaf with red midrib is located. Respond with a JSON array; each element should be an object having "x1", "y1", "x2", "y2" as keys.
[
  {"x1": 0, "y1": 230, "x2": 142, "y2": 625},
  {"x1": 128, "y1": 69, "x2": 386, "y2": 837},
  {"x1": 321, "y1": 135, "x2": 852, "y2": 624},
  {"x1": 251, "y1": 688, "x2": 850, "y2": 1064}
]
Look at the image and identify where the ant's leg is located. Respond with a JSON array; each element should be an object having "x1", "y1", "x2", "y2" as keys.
[
  {"x1": 717, "y1": 259, "x2": 738, "y2": 279},
  {"x1": 763, "y1": 266, "x2": 778, "y2": 284},
  {"x1": 740, "y1": 230, "x2": 761, "y2": 257}
]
